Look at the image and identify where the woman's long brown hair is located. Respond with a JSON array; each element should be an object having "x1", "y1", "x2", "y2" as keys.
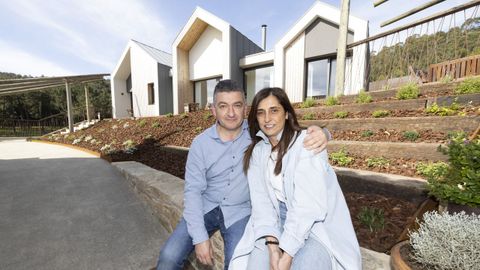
[{"x1": 243, "y1": 87, "x2": 301, "y2": 175}]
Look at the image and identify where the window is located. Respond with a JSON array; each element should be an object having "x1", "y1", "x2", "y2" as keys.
[
  {"x1": 148, "y1": 83, "x2": 154, "y2": 105},
  {"x1": 244, "y1": 65, "x2": 274, "y2": 104},
  {"x1": 126, "y1": 74, "x2": 132, "y2": 92},
  {"x1": 194, "y1": 77, "x2": 221, "y2": 109}
]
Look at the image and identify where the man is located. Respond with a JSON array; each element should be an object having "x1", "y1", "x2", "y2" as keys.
[{"x1": 156, "y1": 80, "x2": 328, "y2": 270}]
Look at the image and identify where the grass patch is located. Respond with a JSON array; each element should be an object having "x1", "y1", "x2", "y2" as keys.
[
  {"x1": 330, "y1": 149, "x2": 354, "y2": 166},
  {"x1": 403, "y1": 130, "x2": 420, "y2": 141},
  {"x1": 355, "y1": 90, "x2": 373, "y2": 104},
  {"x1": 361, "y1": 130, "x2": 374, "y2": 137},
  {"x1": 454, "y1": 76, "x2": 480, "y2": 94},
  {"x1": 334, "y1": 111, "x2": 348, "y2": 118},
  {"x1": 366, "y1": 157, "x2": 390, "y2": 168},
  {"x1": 300, "y1": 98, "x2": 316, "y2": 108},
  {"x1": 325, "y1": 96, "x2": 339, "y2": 106},
  {"x1": 357, "y1": 207, "x2": 385, "y2": 232},
  {"x1": 302, "y1": 112, "x2": 316, "y2": 120}
]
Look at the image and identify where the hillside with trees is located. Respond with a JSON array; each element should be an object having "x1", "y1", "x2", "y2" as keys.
[{"x1": 369, "y1": 17, "x2": 480, "y2": 81}]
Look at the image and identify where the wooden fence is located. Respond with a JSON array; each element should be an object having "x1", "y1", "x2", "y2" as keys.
[{"x1": 427, "y1": 54, "x2": 480, "y2": 82}]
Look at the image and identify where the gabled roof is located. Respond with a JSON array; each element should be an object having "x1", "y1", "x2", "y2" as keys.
[{"x1": 131, "y1": 39, "x2": 172, "y2": 67}]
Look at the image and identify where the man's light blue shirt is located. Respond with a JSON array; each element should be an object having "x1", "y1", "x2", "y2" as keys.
[{"x1": 183, "y1": 120, "x2": 252, "y2": 245}]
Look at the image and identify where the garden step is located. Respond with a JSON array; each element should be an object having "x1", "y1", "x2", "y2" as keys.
[
  {"x1": 296, "y1": 93, "x2": 480, "y2": 115},
  {"x1": 328, "y1": 140, "x2": 446, "y2": 161},
  {"x1": 335, "y1": 166, "x2": 427, "y2": 205},
  {"x1": 300, "y1": 115, "x2": 479, "y2": 133}
]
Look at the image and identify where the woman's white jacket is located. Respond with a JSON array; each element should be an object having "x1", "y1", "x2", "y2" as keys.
[{"x1": 229, "y1": 130, "x2": 362, "y2": 270}]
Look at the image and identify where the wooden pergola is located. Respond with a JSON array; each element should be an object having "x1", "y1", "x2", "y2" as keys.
[{"x1": 0, "y1": 74, "x2": 109, "y2": 133}]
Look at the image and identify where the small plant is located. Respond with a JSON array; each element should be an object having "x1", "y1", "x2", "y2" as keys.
[
  {"x1": 361, "y1": 130, "x2": 374, "y2": 137},
  {"x1": 403, "y1": 130, "x2": 420, "y2": 141},
  {"x1": 330, "y1": 149, "x2": 354, "y2": 166},
  {"x1": 137, "y1": 119, "x2": 147, "y2": 127},
  {"x1": 300, "y1": 98, "x2": 316, "y2": 108},
  {"x1": 84, "y1": 135, "x2": 93, "y2": 142},
  {"x1": 357, "y1": 207, "x2": 385, "y2": 232},
  {"x1": 180, "y1": 112, "x2": 188, "y2": 119},
  {"x1": 325, "y1": 96, "x2": 339, "y2": 106},
  {"x1": 372, "y1": 110, "x2": 390, "y2": 118},
  {"x1": 144, "y1": 134, "x2": 153, "y2": 140},
  {"x1": 123, "y1": 122, "x2": 130, "y2": 128},
  {"x1": 416, "y1": 161, "x2": 449, "y2": 179},
  {"x1": 425, "y1": 102, "x2": 461, "y2": 116},
  {"x1": 302, "y1": 112, "x2": 316, "y2": 120},
  {"x1": 122, "y1": 139, "x2": 137, "y2": 154},
  {"x1": 455, "y1": 76, "x2": 480, "y2": 94},
  {"x1": 396, "y1": 82, "x2": 420, "y2": 100},
  {"x1": 195, "y1": 126, "x2": 203, "y2": 133},
  {"x1": 410, "y1": 211, "x2": 480, "y2": 270},
  {"x1": 334, "y1": 111, "x2": 348, "y2": 118},
  {"x1": 366, "y1": 157, "x2": 390, "y2": 168},
  {"x1": 355, "y1": 90, "x2": 373, "y2": 104},
  {"x1": 203, "y1": 111, "x2": 213, "y2": 120},
  {"x1": 100, "y1": 143, "x2": 117, "y2": 154},
  {"x1": 165, "y1": 113, "x2": 174, "y2": 118},
  {"x1": 72, "y1": 138, "x2": 82, "y2": 145},
  {"x1": 111, "y1": 124, "x2": 118, "y2": 130},
  {"x1": 151, "y1": 121, "x2": 160, "y2": 128}
]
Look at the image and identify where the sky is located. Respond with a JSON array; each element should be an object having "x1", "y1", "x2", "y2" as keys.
[{"x1": 0, "y1": 0, "x2": 469, "y2": 77}]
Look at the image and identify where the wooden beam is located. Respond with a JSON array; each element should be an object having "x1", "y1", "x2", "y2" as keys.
[
  {"x1": 373, "y1": 0, "x2": 388, "y2": 8},
  {"x1": 381, "y1": 0, "x2": 446, "y2": 27},
  {"x1": 347, "y1": 0, "x2": 480, "y2": 48},
  {"x1": 65, "y1": 82, "x2": 74, "y2": 133}
]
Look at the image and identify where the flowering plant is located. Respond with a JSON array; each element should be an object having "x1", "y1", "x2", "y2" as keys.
[{"x1": 427, "y1": 132, "x2": 480, "y2": 206}]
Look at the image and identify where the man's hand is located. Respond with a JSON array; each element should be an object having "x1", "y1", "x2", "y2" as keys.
[
  {"x1": 304, "y1": 125, "x2": 329, "y2": 154},
  {"x1": 278, "y1": 252, "x2": 293, "y2": 270},
  {"x1": 266, "y1": 237, "x2": 281, "y2": 270},
  {"x1": 194, "y1": 239, "x2": 214, "y2": 266}
]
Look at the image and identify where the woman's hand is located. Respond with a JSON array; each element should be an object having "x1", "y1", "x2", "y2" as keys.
[
  {"x1": 266, "y1": 236, "x2": 281, "y2": 270},
  {"x1": 278, "y1": 252, "x2": 293, "y2": 270}
]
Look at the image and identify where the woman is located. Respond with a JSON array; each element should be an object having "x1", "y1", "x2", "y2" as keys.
[{"x1": 230, "y1": 88, "x2": 361, "y2": 270}]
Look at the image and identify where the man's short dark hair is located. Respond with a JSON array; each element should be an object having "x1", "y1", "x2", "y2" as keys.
[{"x1": 213, "y1": 80, "x2": 245, "y2": 104}]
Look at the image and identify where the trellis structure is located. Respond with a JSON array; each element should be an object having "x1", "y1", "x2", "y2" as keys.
[{"x1": 0, "y1": 74, "x2": 109, "y2": 133}]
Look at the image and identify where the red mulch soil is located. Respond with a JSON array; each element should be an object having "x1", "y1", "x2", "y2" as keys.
[
  {"x1": 298, "y1": 107, "x2": 479, "y2": 120},
  {"x1": 332, "y1": 129, "x2": 449, "y2": 143}
]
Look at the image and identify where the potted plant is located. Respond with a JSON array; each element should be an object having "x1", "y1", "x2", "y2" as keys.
[{"x1": 391, "y1": 211, "x2": 480, "y2": 270}]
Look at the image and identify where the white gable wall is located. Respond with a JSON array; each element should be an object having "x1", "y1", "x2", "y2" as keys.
[
  {"x1": 189, "y1": 26, "x2": 223, "y2": 80},
  {"x1": 130, "y1": 44, "x2": 159, "y2": 117},
  {"x1": 284, "y1": 33, "x2": 305, "y2": 103}
]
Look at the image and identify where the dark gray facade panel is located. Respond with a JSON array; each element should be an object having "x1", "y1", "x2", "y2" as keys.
[
  {"x1": 305, "y1": 18, "x2": 354, "y2": 59},
  {"x1": 229, "y1": 27, "x2": 263, "y2": 89},
  {"x1": 157, "y1": 63, "x2": 173, "y2": 114}
]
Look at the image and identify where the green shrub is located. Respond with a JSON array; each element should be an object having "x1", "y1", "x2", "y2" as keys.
[
  {"x1": 355, "y1": 90, "x2": 373, "y2": 104},
  {"x1": 203, "y1": 111, "x2": 213, "y2": 120},
  {"x1": 325, "y1": 96, "x2": 339, "y2": 106},
  {"x1": 300, "y1": 98, "x2": 316, "y2": 108},
  {"x1": 361, "y1": 130, "x2": 374, "y2": 137},
  {"x1": 403, "y1": 130, "x2": 420, "y2": 141},
  {"x1": 455, "y1": 77, "x2": 480, "y2": 94},
  {"x1": 151, "y1": 121, "x2": 160, "y2": 128},
  {"x1": 165, "y1": 113, "x2": 173, "y2": 118},
  {"x1": 195, "y1": 126, "x2": 203, "y2": 132},
  {"x1": 366, "y1": 157, "x2": 390, "y2": 168},
  {"x1": 416, "y1": 162, "x2": 449, "y2": 179},
  {"x1": 137, "y1": 119, "x2": 147, "y2": 127},
  {"x1": 180, "y1": 112, "x2": 188, "y2": 119},
  {"x1": 371, "y1": 110, "x2": 390, "y2": 118},
  {"x1": 334, "y1": 111, "x2": 348, "y2": 118},
  {"x1": 396, "y1": 82, "x2": 420, "y2": 100},
  {"x1": 302, "y1": 112, "x2": 316, "y2": 120},
  {"x1": 427, "y1": 133, "x2": 480, "y2": 206},
  {"x1": 357, "y1": 207, "x2": 385, "y2": 232},
  {"x1": 330, "y1": 149, "x2": 354, "y2": 166}
]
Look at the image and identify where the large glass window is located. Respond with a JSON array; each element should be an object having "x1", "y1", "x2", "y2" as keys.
[
  {"x1": 194, "y1": 77, "x2": 221, "y2": 109},
  {"x1": 244, "y1": 65, "x2": 274, "y2": 104},
  {"x1": 306, "y1": 57, "x2": 343, "y2": 98}
]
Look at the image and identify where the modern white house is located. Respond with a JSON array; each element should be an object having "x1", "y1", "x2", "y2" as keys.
[
  {"x1": 111, "y1": 39, "x2": 173, "y2": 118},
  {"x1": 241, "y1": 1, "x2": 369, "y2": 103},
  {"x1": 110, "y1": 1, "x2": 369, "y2": 118},
  {"x1": 171, "y1": 7, "x2": 263, "y2": 114}
]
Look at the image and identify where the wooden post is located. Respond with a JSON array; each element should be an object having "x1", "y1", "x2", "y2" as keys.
[
  {"x1": 84, "y1": 84, "x2": 91, "y2": 123},
  {"x1": 65, "y1": 81, "x2": 74, "y2": 133},
  {"x1": 334, "y1": 0, "x2": 350, "y2": 97}
]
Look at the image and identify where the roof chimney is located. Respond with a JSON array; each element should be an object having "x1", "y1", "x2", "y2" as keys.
[{"x1": 261, "y1": 24, "x2": 267, "y2": 51}]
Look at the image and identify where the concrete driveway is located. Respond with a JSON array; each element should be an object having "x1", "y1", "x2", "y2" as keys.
[{"x1": 0, "y1": 139, "x2": 167, "y2": 270}]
